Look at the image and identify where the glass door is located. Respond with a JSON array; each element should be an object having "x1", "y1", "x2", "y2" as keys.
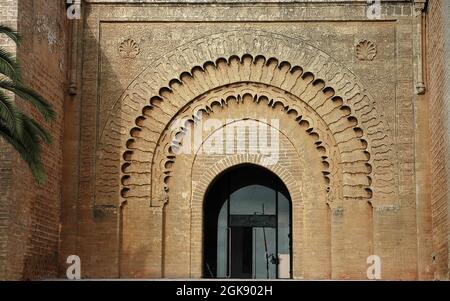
[
  {"x1": 229, "y1": 226, "x2": 253, "y2": 278},
  {"x1": 203, "y1": 165, "x2": 292, "y2": 279},
  {"x1": 252, "y1": 226, "x2": 277, "y2": 279}
]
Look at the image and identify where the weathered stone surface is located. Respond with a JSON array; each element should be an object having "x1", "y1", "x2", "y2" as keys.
[{"x1": 0, "y1": 0, "x2": 448, "y2": 280}]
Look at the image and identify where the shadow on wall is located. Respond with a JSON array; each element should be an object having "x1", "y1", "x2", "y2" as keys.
[{"x1": 57, "y1": 6, "x2": 132, "y2": 279}]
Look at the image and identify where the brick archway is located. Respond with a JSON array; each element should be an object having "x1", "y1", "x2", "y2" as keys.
[
  {"x1": 189, "y1": 155, "x2": 302, "y2": 278},
  {"x1": 120, "y1": 56, "x2": 393, "y2": 206},
  {"x1": 96, "y1": 31, "x2": 396, "y2": 211},
  {"x1": 116, "y1": 40, "x2": 396, "y2": 278},
  {"x1": 163, "y1": 111, "x2": 329, "y2": 278}
]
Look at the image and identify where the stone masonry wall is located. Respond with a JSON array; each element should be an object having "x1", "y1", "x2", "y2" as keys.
[
  {"x1": 66, "y1": 1, "x2": 429, "y2": 279},
  {"x1": 1, "y1": 0, "x2": 448, "y2": 280}
]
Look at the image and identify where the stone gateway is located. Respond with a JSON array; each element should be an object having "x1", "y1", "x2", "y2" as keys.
[{"x1": 0, "y1": 0, "x2": 449, "y2": 280}]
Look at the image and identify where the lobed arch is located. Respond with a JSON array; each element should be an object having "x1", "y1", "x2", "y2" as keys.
[
  {"x1": 95, "y1": 30, "x2": 396, "y2": 209},
  {"x1": 186, "y1": 116, "x2": 311, "y2": 207},
  {"x1": 174, "y1": 116, "x2": 330, "y2": 278},
  {"x1": 117, "y1": 54, "x2": 393, "y2": 208},
  {"x1": 146, "y1": 87, "x2": 369, "y2": 208}
]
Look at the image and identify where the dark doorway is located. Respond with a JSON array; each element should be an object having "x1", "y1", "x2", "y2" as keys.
[{"x1": 203, "y1": 164, "x2": 292, "y2": 279}]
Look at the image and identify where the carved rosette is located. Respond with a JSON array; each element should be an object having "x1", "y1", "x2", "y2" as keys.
[
  {"x1": 119, "y1": 38, "x2": 140, "y2": 59},
  {"x1": 356, "y1": 40, "x2": 377, "y2": 61}
]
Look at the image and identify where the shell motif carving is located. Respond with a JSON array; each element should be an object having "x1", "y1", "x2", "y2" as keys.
[
  {"x1": 119, "y1": 39, "x2": 140, "y2": 59},
  {"x1": 356, "y1": 40, "x2": 377, "y2": 61}
]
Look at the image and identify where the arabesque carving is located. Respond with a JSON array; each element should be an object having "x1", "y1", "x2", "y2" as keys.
[
  {"x1": 150, "y1": 83, "x2": 370, "y2": 207},
  {"x1": 119, "y1": 55, "x2": 393, "y2": 207},
  {"x1": 94, "y1": 30, "x2": 396, "y2": 208}
]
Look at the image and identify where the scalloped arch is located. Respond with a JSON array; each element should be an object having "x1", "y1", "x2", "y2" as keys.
[
  {"x1": 141, "y1": 84, "x2": 368, "y2": 207},
  {"x1": 95, "y1": 30, "x2": 396, "y2": 208}
]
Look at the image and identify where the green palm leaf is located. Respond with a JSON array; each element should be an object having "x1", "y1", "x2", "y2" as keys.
[
  {"x1": 0, "y1": 79, "x2": 56, "y2": 121},
  {"x1": 0, "y1": 48, "x2": 21, "y2": 81},
  {"x1": 0, "y1": 25, "x2": 21, "y2": 44},
  {"x1": 0, "y1": 122, "x2": 46, "y2": 184},
  {"x1": 0, "y1": 23, "x2": 53, "y2": 185},
  {"x1": 0, "y1": 89, "x2": 22, "y2": 135},
  {"x1": 21, "y1": 113, "x2": 52, "y2": 145}
]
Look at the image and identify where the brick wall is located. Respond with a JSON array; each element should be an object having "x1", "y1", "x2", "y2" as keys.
[
  {"x1": 426, "y1": 0, "x2": 450, "y2": 279},
  {"x1": 0, "y1": 0, "x2": 19, "y2": 280},
  {"x1": 0, "y1": 0, "x2": 69, "y2": 280}
]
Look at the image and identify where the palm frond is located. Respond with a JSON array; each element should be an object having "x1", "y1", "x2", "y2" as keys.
[
  {"x1": 0, "y1": 79, "x2": 56, "y2": 121},
  {"x1": 0, "y1": 25, "x2": 21, "y2": 44},
  {"x1": 0, "y1": 48, "x2": 21, "y2": 81},
  {"x1": 0, "y1": 89, "x2": 22, "y2": 135},
  {"x1": 0, "y1": 122, "x2": 45, "y2": 184},
  {"x1": 0, "y1": 25, "x2": 52, "y2": 185},
  {"x1": 21, "y1": 113, "x2": 52, "y2": 145}
]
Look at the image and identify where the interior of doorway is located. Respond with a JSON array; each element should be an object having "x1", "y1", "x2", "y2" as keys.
[{"x1": 203, "y1": 164, "x2": 292, "y2": 279}]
